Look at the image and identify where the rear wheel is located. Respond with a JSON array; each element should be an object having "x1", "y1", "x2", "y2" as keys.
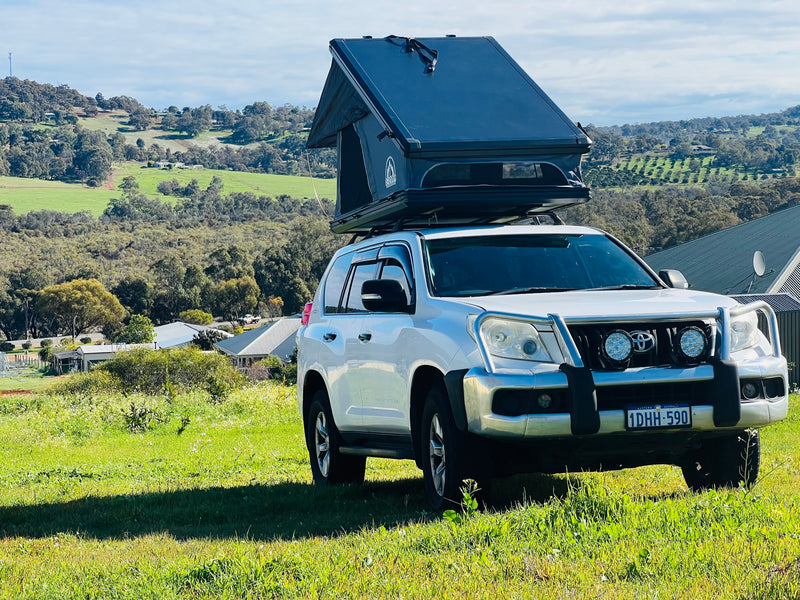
[
  {"x1": 305, "y1": 389, "x2": 366, "y2": 485},
  {"x1": 682, "y1": 429, "x2": 760, "y2": 491}
]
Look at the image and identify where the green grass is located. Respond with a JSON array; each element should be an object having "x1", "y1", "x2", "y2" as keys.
[
  {"x1": 0, "y1": 383, "x2": 798, "y2": 598},
  {"x1": 0, "y1": 164, "x2": 336, "y2": 216}
]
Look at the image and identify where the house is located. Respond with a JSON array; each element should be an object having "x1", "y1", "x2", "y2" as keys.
[
  {"x1": 153, "y1": 321, "x2": 231, "y2": 350},
  {"x1": 644, "y1": 204, "x2": 800, "y2": 297},
  {"x1": 214, "y1": 318, "x2": 301, "y2": 368}
]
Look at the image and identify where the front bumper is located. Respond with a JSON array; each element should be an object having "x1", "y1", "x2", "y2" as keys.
[{"x1": 461, "y1": 358, "x2": 789, "y2": 438}]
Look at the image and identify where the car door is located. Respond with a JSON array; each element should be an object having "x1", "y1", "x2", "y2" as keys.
[{"x1": 350, "y1": 244, "x2": 416, "y2": 434}]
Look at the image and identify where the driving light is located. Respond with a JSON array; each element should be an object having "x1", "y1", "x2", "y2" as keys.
[
  {"x1": 537, "y1": 393, "x2": 553, "y2": 409},
  {"x1": 602, "y1": 330, "x2": 633, "y2": 367},
  {"x1": 479, "y1": 317, "x2": 553, "y2": 362},
  {"x1": 676, "y1": 326, "x2": 708, "y2": 363}
]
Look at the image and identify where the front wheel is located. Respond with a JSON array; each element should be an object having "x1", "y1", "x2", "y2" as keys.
[
  {"x1": 420, "y1": 385, "x2": 486, "y2": 510},
  {"x1": 305, "y1": 390, "x2": 366, "y2": 485},
  {"x1": 682, "y1": 429, "x2": 761, "y2": 491}
]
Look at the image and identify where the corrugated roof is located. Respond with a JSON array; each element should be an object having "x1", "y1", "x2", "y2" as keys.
[
  {"x1": 153, "y1": 322, "x2": 230, "y2": 349},
  {"x1": 731, "y1": 293, "x2": 800, "y2": 312},
  {"x1": 214, "y1": 318, "x2": 301, "y2": 361},
  {"x1": 644, "y1": 205, "x2": 800, "y2": 295}
]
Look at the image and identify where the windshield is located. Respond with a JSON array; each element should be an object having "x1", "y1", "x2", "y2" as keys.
[{"x1": 425, "y1": 233, "x2": 660, "y2": 297}]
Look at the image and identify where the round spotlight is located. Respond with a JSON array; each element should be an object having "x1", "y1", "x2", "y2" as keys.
[
  {"x1": 676, "y1": 326, "x2": 708, "y2": 363},
  {"x1": 602, "y1": 330, "x2": 633, "y2": 367}
]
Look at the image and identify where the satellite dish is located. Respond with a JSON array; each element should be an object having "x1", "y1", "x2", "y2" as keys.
[{"x1": 753, "y1": 250, "x2": 766, "y2": 277}]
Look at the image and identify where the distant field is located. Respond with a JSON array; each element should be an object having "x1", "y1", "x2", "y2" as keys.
[{"x1": 0, "y1": 164, "x2": 336, "y2": 216}]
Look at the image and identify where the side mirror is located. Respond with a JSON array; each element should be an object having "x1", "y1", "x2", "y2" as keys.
[
  {"x1": 361, "y1": 279, "x2": 410, "y2": 313},
  {"x1": 659, "y1": 269, "x2": 690, "y2": 289}
]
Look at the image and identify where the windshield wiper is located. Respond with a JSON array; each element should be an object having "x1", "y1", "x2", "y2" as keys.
[
  {"x1": 490, "y1": 287, "x2": 578, "y2": 296},
  {"x1": 583, "y1": 284, "x2": 662, "y2": 291}
]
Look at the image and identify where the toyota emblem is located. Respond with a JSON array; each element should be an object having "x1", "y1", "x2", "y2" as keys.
[{"x1": 630, "y1": 331, "x2": 655, "y2": 353}]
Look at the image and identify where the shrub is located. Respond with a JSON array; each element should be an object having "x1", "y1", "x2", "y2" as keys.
[
  {"x1": 79, "y1": 337, "x2": 92, "y2": 344},
  {"x1": 40, "y1": 338, "x2": 53, "y2": 347},
  {"x1": 180, "y1": 309, "x2": 213, "y2": 325},
  {"x1": 21, "y1": 341, "x2": 33, "y2": 350},
  {"x1": 48, "y1": 370, "x2": 118, "y2": 396},
  {"x1": 192, "y1": 329, "x2": 228, "y2": 350},
  {"x1": 97, "y1": 346, "x2": 246, "y2": 396},
  {"x1": 0, "y1": 342, "x2": 14, "y2": 352}
]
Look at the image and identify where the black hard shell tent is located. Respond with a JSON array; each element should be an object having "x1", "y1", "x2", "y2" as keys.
[{"x1": 307, "y1": 35, "x2": 592, "y2": 234}]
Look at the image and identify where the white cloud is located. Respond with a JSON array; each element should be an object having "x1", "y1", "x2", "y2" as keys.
[{"x1": 2, "y1": 0, "x2": 799, "y2": 124}]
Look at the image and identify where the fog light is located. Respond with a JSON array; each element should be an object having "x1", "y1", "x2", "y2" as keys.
[
  {"x1": 741, "y1": 382, "x2": 759, "y2": 400},
  {"x1": 537, "y1": 393, "x2": 553, "y2": 409},
  {"x1": 602, "y1": 330, "x2": 633, "y2": 367}
]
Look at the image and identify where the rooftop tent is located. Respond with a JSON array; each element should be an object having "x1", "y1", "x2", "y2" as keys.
[{"x1": 307, "y1": 35, "x2": 592, "y2": 234}]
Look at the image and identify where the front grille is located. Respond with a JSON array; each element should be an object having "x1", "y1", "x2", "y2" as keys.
[
  {"x1": 596, "y1": 381, "x2": 713, "y2": 411},
  {"x1": 568, "y1": 321, "x2": 714, "y2": 370}
]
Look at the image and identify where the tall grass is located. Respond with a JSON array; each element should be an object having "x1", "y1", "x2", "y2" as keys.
[{"x1": 0, "y1": 386, "x2": 798, "y2": 598}]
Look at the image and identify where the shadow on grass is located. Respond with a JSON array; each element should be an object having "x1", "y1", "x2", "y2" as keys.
[{"x1": 0, "y1": 473, "x2": 577, "y2": 542}]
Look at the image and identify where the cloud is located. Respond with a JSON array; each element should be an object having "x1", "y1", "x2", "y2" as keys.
[{"x1": 2, "y1": 0, "x2": 799, "y2": 124}]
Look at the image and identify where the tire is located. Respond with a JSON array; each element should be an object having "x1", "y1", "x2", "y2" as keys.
[
  {"x1": 305, "y1": 389, "x2": 366, "y2": 485},
  {"x1": 682, "y1": 429, "x2": 761, "y2": 491},
  {"x1": 420, "y1": 385, "x2": 489, "y2": 511}
]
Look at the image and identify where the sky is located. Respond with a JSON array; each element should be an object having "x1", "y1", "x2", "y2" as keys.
[{"x1": 2, "y1": 0, "x2": 800, "y2": 126}]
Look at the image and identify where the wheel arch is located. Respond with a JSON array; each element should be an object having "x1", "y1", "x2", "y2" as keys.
[
  {"x1": 302, "y1": 369, "x2": 327, "y2": 422},
  {"x1": 409, "y1": 365, "x2": 446, "y2": 468}
]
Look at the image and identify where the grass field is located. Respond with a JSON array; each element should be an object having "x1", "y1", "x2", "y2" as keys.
[
  {"x1": 0, "y1": 382, "x2": 797, "y2": 598},
  {"x1": 0, "y1": 164, "x2": 336, "y2": 216}
]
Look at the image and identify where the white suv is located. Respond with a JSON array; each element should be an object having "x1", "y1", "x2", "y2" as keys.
[{"x1": 297, "y1": 223, "x2": 788, "y2": 509}]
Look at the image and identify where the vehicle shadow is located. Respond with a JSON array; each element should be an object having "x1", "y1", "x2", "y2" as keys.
[{"x1": 0, "y1": 473, "x2": 584, "y2": 542}]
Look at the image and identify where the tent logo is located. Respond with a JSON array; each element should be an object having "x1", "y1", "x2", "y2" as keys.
[{"x1": 385, "y1": 156, "x2": 397, "y2": 188}]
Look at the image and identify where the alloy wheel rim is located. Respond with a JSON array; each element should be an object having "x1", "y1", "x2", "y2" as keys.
[
  {"x1": 428, "y1": 413, "x2": 445, "y2": 497},
  {"x1": 315, "y1": 411, "x2": 330, "y2": 477}
]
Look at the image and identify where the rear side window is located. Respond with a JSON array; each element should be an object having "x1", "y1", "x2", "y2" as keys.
[{"x1": 323, "y1": 254, "x2": 352, "y2": 314}]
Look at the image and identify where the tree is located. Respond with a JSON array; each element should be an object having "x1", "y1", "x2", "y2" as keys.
[
  {"x1": 116, "y1": 314, "x2": 156, "y2": 344},
  {"x1": 212, "y1": 276, "x2": 259, "y2": 322},
  {"x1": 192, "y1": 328, "x2": 228, "y2": 350},
  {"x1": 37, "y1": 279, "x2": 125, "y2": 339}
]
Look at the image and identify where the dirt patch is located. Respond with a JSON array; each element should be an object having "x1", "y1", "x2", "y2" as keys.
[{"x1": 0, "y1": 389, "x2": 32, "y2": 395}]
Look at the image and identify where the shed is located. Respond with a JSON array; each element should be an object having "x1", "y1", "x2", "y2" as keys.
[
  {"x1": 214, "y1": 318, "x2": 301, "y2": 368},
  {"x1": 307, "y1": 35, "x2": 591, "y2": 233}
]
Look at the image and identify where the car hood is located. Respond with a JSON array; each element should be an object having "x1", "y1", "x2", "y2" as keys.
[{"x1": 458, "y1": 288, "x2": 739, "y2": 320}]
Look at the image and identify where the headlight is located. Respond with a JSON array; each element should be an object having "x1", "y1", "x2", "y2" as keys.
[
  {"x1": 478, "y1": 317, "x2": 553, "y2": 362},
  {"x1": 730, "y1": 311, "x2": 760, "y2": 352}
]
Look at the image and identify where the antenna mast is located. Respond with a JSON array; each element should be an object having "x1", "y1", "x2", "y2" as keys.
[{"x1": 8, "y1": 52, "x2": 11, "y2": 77}]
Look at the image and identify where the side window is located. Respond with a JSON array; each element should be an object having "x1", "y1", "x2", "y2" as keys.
[
  {"x1": 379, "y1": 260, "x2": 412, "y2": 305},
  {"x1": 344, "y1": 262, "x2": 378, "y2": 313},
  {"x1": 323, "y1": 253, "x2": 353, "y2": 314}
]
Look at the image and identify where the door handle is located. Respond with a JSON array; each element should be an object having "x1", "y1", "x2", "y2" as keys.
[
  {"x1": 322, "y1": 332, "x2": 337, "y2": 342},
  {"x1": 358, "y1": 333, "x2": 372, "y2": 342}
]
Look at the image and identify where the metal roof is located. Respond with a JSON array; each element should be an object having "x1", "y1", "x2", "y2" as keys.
[
  {"x1": 731, "y1": 293, "x2": 800, "y2": 312},
  {"x1": 153, "y1": 322, "x2": 230, "y2": 349},
  {"x1": 644, "y1": 205, "x2": 800, "y2": 295},
  {"x1": 214, "y1": 318, "x2": 301, "y2": 362}
]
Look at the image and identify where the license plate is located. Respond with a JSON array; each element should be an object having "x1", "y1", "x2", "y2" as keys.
[{"x1": 625, "y1": 404, "x2": 692, "y2": 430}]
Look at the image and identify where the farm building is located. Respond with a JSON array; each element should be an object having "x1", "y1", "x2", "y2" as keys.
[
  {"x1": 214, "y1": 318, "x2": 301, "y2": 368},
  {"x1": 53, "y1": 343, "x2": 153, "y2": 374}
]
